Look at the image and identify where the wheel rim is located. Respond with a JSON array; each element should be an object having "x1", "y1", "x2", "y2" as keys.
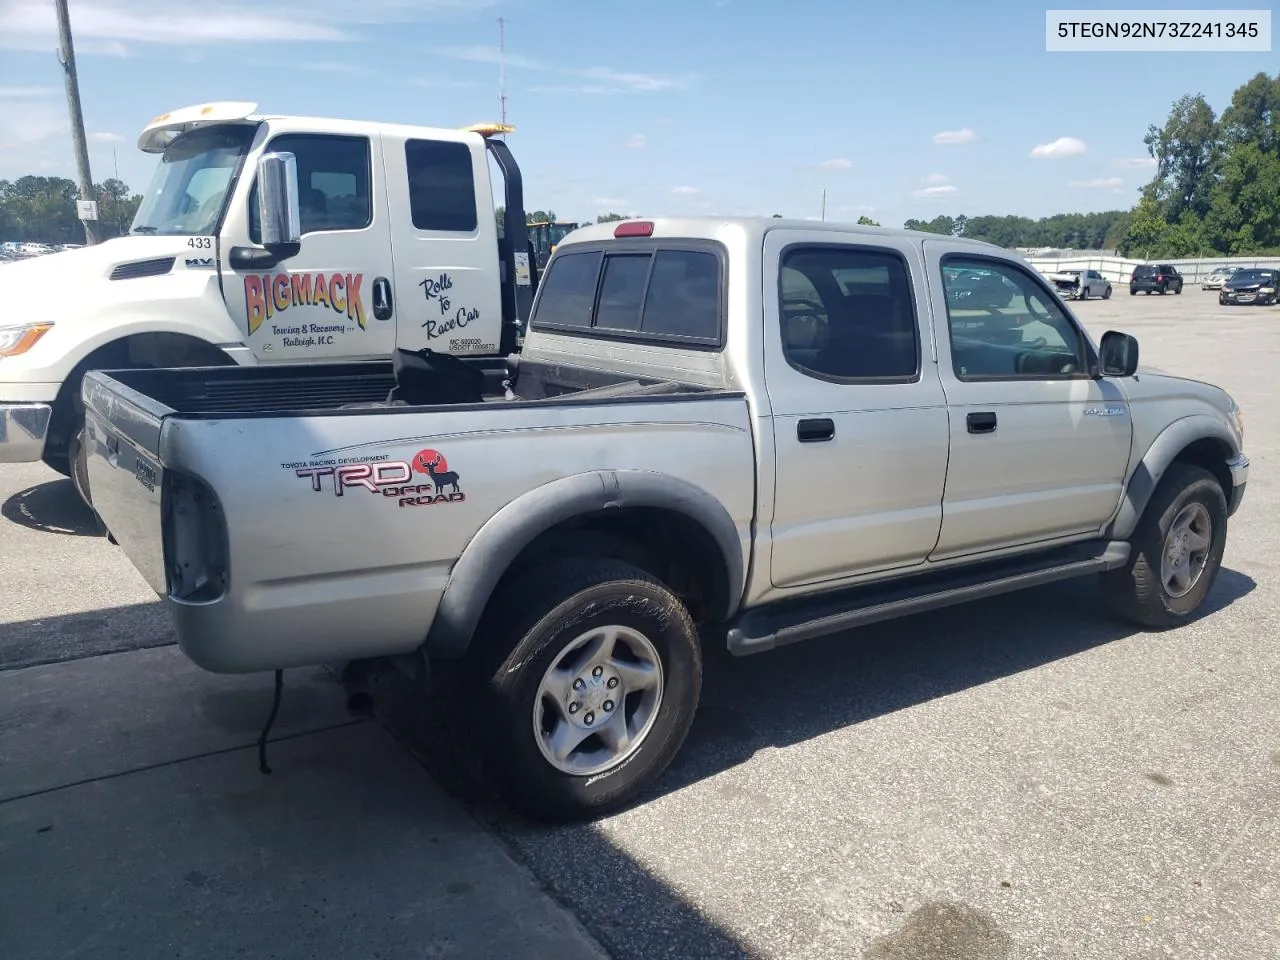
[
  {"x1": 532, "y1": 624, "x2": 664, "y2": 777},
  {"x1": 1160, "y1": 502, "x2": 1213, "y2": 599}
]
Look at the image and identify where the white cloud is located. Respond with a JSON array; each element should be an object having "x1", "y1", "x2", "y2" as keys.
[
  {"x1": 0, "y1": 1, "x2": 499, "y2": 52},
  {"x1": 0, "y1": 85, "x2": 56, "y2": 98},
  {"x1": 1030, "y1": 136, "x2": 1087, "y2": 159},
  {"x1": 1112, "y1": 156, "x2": 1157, "y2": 169},
  {"x1": 821, "y1": 158, "x2": 853, "y2": 170},
  {"x1": 933, "y1": 128, "x2": 977, "y2": 145},
  {"x1": 923, "y1": 173, "x2": 950, "y2": 185},
  {"x1": 671, "y1": 185, "x2": 699, "y2": 196},
  {"x1": 449, "y1": 45, "x2": 692, "y2": 94},
  {"x1": 913, "y1": 184, "x2": 958, "y2": 198},
  {"x1": 88, "y1": 131, "x2": 124, "y2": 142},
  {"x1": 624, "y1": 133, "x2": 646, "y2": 149},
  {"x1": 1068, "y1": 176, "x2": 1123, "y2": 188}
]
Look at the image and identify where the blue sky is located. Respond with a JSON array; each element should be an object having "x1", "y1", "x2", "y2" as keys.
[{"x1": 1, "y1": 0, "x2": 1275, "y2": 227}]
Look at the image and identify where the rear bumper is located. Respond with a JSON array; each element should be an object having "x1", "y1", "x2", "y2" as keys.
[
  {"x1": 1227, "y1": 453, "x2": 1249, "y2": 516},
  {"x1": 0, "y1": 402, "x2": 52, "y2": 462}
]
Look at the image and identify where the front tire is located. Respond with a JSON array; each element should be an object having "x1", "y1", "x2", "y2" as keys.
[
  {"x1": 1103, "y1": 285, "x2": 1112, "y2": 300},
  {"x1": 467, "y1": 558, "x2": 702, "y2": 822},
  {"x1": 1102, "y1": 463, "x2": 1228, "y2": 629}
]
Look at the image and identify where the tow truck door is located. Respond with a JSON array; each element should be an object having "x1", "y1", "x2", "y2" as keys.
[
  {"x1": 378, "y1": 129, "x2": 504, "y2": 356},
  {"x1": 220, "y1": 127, "x2": 397, "y2": 362}
]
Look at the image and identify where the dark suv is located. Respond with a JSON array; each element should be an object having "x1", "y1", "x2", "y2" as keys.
[{"x1": 1129, "y1": 264, "x2": 1184, "y2": 295}]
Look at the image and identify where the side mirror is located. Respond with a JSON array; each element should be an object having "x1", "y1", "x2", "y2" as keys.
[
  {"x1": 1099, "y1": 330, "x2": 1139, "y2": 377},
  {"x1": 257, "y1": 151, "x2": 301, "y2": 257}
]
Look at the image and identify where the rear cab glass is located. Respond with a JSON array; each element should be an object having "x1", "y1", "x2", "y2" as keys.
[{"x1": 530, "y1": 241, "x2": 724, "y2": 347}]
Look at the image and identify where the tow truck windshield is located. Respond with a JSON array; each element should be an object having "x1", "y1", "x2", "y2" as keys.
[{"x1": 130, "y1": 124, "x2": 257, "y2": 237}]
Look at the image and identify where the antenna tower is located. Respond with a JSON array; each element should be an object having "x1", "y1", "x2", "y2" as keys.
[{"x1": 498, "y1": 16, "x2": 508, "y2": 133}]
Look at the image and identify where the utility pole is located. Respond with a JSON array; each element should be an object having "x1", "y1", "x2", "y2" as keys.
[
  {"x1": 54, "y1": 0, "x2": 98, "y2": 245},
  {"x1": 821, "y1": 188, "x2": 827, "y2": 222}
]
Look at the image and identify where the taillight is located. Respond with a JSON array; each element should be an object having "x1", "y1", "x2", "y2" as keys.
[
  {"x1": 614, "y1": 221, "x2": 654, "y2": 238},
  {"x1": 1156, "y1": 274, "x2": 1163, "y2": 281}
]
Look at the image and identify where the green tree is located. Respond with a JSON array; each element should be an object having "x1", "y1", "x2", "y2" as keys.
[
  {"x1": 856, "y1": 215, "x2": 880, "y2": 226},
  {"x1": 1218, "y1": 71, "x2": 1280, "y2": 154},
  {"x1": 596, "y1": 212, "x2": 627, "y2": 223},
  {"x1": 1203, "y1": 142, "x2": 1280, "y2": 253},
  {"x1": 1141, "y1": 93, "x2": 1222, "y2": 222}
]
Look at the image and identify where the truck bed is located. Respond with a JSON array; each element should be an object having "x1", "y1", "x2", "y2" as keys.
[{"x1": 81, "y1": 356, "x2": 752, "y2": 673}]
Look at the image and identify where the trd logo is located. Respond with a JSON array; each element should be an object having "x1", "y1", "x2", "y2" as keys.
[{"x1": 293, "y1": 448, "x2": 465, "y2": 509}]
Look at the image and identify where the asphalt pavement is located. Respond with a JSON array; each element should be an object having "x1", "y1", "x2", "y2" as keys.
[{"x1": 1, "y1": 289, "x2": 1277, "y2": 959}]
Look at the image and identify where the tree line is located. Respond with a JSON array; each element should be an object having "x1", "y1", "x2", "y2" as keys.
[
  {"x1": 902, "y1": 70, "x2": 1278, "y2": 258},
  {"x1": 1, "y1": 176, "x2": 143, "y2": 244}
]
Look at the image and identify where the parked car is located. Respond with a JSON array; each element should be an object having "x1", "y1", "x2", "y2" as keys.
[
  {"x1": 1130, "y1": 264, "x2": 1183, "y2": 295},
  {"x1": 1219, "y1": 268, "x2": 1279, "y2": 306},
  {"x1": 83, "y1": 216, "x2": 1249, "y2": 821},
  {"x1": 1046, "y1": 268, "x2": 1112, "y2": 300},
  {"x1": 1202, "y1": 266, "x2": 1239, "y2": 291}
]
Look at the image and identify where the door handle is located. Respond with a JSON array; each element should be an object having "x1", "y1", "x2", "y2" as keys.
[
  {"x1": 372, "y1": 277, "x2": 393, "y2": 321},
  {"x1": 966, "y1": 411, "x2": 997, "y2": 434},
  {"x1": 797, "y1": 418, "x2": 835, "y2": 442}
]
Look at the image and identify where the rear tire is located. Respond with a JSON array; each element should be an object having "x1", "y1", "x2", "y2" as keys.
[
  {"x1": 1102, "y1": 463, "x2": 1228, "y2": 629},
  {"x1": 465, "y1": 557, "x2": 702, "y2": 822}
]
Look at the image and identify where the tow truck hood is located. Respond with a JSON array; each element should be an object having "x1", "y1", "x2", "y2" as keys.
[{"x1": 0, "y1": 235, "x2": 214, "y2": 320}]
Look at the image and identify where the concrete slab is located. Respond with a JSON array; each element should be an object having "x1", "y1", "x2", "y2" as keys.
[
  {"x1": 0, "y1": 722, "x2": 609, "y2": 960},
  {"x1": 0, "y1": 645, "x2": 357, "y2": 801}
]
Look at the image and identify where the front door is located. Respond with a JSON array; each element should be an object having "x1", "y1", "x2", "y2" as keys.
[
  {"x1": 221, "y1": 129, "x2": 397, "y2": 362},
  {"x1": 380, "y1": 131, "x2": 504, "y2": 356},
  {"x1": 764, "y1": 230, "x2": 951, "y2": 590},
  {"x1": 924, "y1": 244, "x2": 1133, "y2": 560}
]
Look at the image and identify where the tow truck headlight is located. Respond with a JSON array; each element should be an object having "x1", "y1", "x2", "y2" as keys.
[{"x1": 0, "y1": 322, "x2": 53, "y2": 358}]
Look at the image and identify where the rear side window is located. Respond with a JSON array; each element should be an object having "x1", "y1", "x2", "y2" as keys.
[
  {"x1": 532, "y1": 245, "x2": 722, "y2": 345},
  {"x1": 779, "y1": 246, "x2": 919, "y2": 381},
  {"x1": 405, "y1": 139, "x2": 478, "y2": 232}
]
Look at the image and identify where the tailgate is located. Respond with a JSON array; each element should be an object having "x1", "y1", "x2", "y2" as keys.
[{"x1": 82, "y1": 370, "x2": 172, "y2": 595}]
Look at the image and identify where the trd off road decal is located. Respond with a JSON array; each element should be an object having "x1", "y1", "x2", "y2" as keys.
[
  {"x1": 283, "y1": 448, "x2": 465, "y2": 508},
  {"x1": 245, "y1": 272, "x2": 367, "y2": 341}
]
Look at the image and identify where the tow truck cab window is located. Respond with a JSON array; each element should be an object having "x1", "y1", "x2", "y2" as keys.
[
  {"x1": 249, "y1": 134, "x2": 372, "y2": 241},
  {"x1": 531, "y1": 244, "x2": 723, "y2": 346},
  {"x1": 405, "y1": 139, "x2": 478, "y2": 232}
]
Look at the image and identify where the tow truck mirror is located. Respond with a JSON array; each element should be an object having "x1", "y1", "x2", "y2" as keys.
[
  {"x1": 1099, "y1": 330, "x2": 1139, "y2": 377},
  {"x1": 257, "y1": 151, "x2": 301, "y2": 256}
]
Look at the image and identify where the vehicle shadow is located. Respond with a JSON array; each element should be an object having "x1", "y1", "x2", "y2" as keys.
[
  {"x1": 374, "y1": 567, "x2": 1255, "y2": 960},
  {"x1": 1, "y1": 478, "x2": 102, "y2": 537}
]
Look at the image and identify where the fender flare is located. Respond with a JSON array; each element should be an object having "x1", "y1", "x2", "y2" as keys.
[
  {"x1": 1105, "y1": 414, "x2": 1239, "y2": 540},
  {"x1": 424, "y1": 469, "x2": 747, "y2": 658}
]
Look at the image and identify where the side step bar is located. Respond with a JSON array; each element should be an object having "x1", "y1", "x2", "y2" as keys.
[{"x1": 726, "y1": 541, "x2": 1131, "y2": 656}]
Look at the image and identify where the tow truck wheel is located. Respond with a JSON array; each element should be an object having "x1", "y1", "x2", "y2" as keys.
[
  {"x1": 1102, "y1": 463, "x2": 1228, "y2": 629},
  {"x1": 466, "y1": 557, "x2": 701, "y2": 822}
]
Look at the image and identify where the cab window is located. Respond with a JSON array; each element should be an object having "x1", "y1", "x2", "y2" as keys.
[
  {"x1": 778, "y1": 246, "x2": 919, "y2": 382},
  {"x1": 941, "y1": 256, "x2": 1088, "y2": 379},
  {"x1": 405, "y1": 139, "x2": 478, "y2": 232},
  {"x1": 249, "y1": 134, "x2": 372, "y2": 241}
]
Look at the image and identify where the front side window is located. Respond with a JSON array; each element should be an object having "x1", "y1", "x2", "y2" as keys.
[
  {"x1": 778, "y1": 246, "x2": 919, "y2": 382},
  {"x1": 941, "y1": 256, "x2": 1088, "y2": 379},
  {"x1": 249, "y1": 134, "x2": 372, "y2": 242},
  {"x1": 405, "y1": 139, "x2": 478, "y2": 232}
]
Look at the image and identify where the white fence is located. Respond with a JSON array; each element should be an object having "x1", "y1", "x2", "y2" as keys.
[{"x1": 1025, "y1": 255, "x2": 1280, "y2": 284}]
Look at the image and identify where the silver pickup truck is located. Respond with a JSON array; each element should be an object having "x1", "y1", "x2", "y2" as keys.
[{"x1": 83, "y1": 217, "x2": 1250, "y2": 821}]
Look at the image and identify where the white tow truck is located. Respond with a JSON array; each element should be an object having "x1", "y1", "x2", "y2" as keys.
[{"x1": 0, "y1": 101, "x2": 541, "y2": 506}]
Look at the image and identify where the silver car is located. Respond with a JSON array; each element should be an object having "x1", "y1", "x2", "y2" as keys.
[{"x1": 1202, "y1": 266, "x2": 1239, "y2": 290}]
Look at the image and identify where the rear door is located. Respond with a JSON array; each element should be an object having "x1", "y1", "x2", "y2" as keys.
[
  {"x1": 924, "y1": 243, "x2": 1133, "y2": 560},
  {"x1": 763, "y1": 230, "x2": 950, "y2": 589},
  {"x1": 221, "y1": 128, "x2": 397, "y2": 362},
  {"x1": 380, "y1": 130, "x2": 504, "y2": 356}
]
